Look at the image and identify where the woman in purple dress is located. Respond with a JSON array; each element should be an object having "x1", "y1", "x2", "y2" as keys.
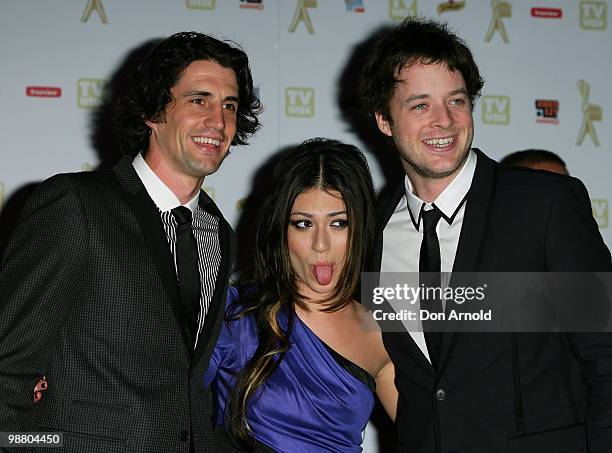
[{"x1": 205, "y1": 138, "x2": 397, "y2": 452}]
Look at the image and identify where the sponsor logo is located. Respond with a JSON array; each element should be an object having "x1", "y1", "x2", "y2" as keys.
[
  {"x1": 289, "y1": 0, "x2": 317, "y2": 33},
  {"x1": 535, "y1": 99, "x2": 559, "y2": 125},
  {"x1": 0, "y1": 182, "x2": 5, "y2": 210},
  {"x1": 285, "y1": 87, "x2": 315, "y2": 117},
  {"x1": 240, "y1": 0, "x2": 263, "y2": 10},
  {"x1": 26, "y1": 86, "x2": 62, "y2": 98},
  {"x1": 580, "y1": 1, "x2": 607, "y2": 29},
  {"x1": 346, "y1": 0, "x2": 365, "y2": 12},
  {"x1": 485, "y1": 0, "x2": 511, "y2": 43},
  {"x1": 482, "y1": 96, "x2": 510, "y2": 125},
  {"x1": 203, "y1": 186, "x2": 216, "y2": 200},
  {"x1": 81, "y1": 0, "x2": 108, "y2": 23},
  {"x1": 77, "y1": 78, "x2": 105, "y2": 109},
  {"x1": 186, "y1": 0, "x2": 216, "y2": 9},
  {"x1": 592, "y1": 199, "x2": 609, "y2": 228},
  {"x1": 576, "y1": 79, "x2": 602, "y2": 146},
  {"x1": 531, "y1": 7, "x2": 563, "y2": 18},
  {"x1": 389, "y1": 0, "x2": 417, "y2": 20},
  {"x1": 438, "y1": 0, "x2": 465, "y2": 14}
]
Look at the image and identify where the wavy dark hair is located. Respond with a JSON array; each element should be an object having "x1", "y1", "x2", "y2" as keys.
[
  {"x1": 113, "y1": 31, "x2": 262, "y2": 155},
  {"x1": 226, "y1": 138, "x2": 376, "y2": 449},
  {"x1": 359, "y1": 17, "x2": 484, "y2": 121}
]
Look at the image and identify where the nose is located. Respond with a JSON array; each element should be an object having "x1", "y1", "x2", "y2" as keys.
[
  {"x1": 432, "y1": 103, "x2": 452, "y2": 129},
  {"x1": 206, "y1": 102, "x2": 225, "y2": 130},
  {"x1": 312, "y1": 226, "x2": 330, "y2": 253}
]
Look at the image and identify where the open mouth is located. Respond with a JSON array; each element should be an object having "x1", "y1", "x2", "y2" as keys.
[
  {"x1": 192, "y1": 136, "x2": 221, "y2": 147},
  {"x1": 423, "y1": 136, "x2": 455, "y2": 149}
]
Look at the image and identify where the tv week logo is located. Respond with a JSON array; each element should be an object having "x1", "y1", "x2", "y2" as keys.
[
  {"x1": 186, "y1": 0, "x2": 215, "y2": 9},
  {"x1": 77, "y1": 79, "x2": 105, "y2": 109},
  {"x1": 482, "y1": 96, "x2": 510, "y2": 125},
  {"x1": 285, "y1": 88, "x2": 314, "y2": 117},
  {"x1": 580, "y1": 1, "x2": 607, "y2": 29},
  {"x1": 389, "y1": 0, "x2": 417, "y2": 20},
  {"x1": 535, "y1": 100, "x2": 559, "y2": 125}
]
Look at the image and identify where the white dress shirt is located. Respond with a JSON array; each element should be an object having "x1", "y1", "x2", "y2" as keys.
[{"x1": 380, "y1": 150, "x2": 477, "y2": 361}]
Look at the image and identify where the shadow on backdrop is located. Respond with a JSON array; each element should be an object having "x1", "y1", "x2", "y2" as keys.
[
  {"x1": 234, "y1": 145, "x2": 296, "y2": 274},
  {"x1": 336, "y1": 25, "x2": 399, "y2": 452},
  {"x1": 337, "y1": 24, "x2": 405, "y2": 205},
  {"x1": 0, "y1": 38, "x2": 161, "y2": 261}
]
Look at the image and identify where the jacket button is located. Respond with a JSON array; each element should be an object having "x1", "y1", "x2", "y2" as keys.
[
  {"x1": 435, "y1": 388, "x2": 446, "y2": 401},
  {"x1": 180, "y1": 430, "x2": 190, "y2": 442}
]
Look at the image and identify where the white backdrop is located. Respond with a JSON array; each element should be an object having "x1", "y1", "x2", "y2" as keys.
[{"x1": 1, "y1": 1, "x2": 611, "y2": 450}]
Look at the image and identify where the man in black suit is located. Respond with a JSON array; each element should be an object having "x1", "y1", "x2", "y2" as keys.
[
  {"x1": 0, "y1": 32, "x2": 261, "y2": 451},
  {"x1": 359, "y1": 18, "x2": 612, "y2": 452}
]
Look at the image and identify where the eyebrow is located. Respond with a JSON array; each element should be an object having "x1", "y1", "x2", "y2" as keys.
[
  {"x1": 405, "y1": 88, "x2": 468, "y2": 103},
  {"x1": 183, "y1": 90, "x2": 239, "y2": 103},
  {"x1": 290, "y1": 211, "x2": 348, "y2": 218}
]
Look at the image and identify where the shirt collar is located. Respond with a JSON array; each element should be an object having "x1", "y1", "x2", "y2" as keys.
[
  {"x1": 404, "y1": 149, "x2": 477, "y2": 231},
  {"x1": 132, "y1": 153, "x2": 199, "y2": 213}
]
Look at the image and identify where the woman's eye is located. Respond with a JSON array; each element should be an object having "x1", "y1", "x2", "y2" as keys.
[
  {"x1": 290, "y1": 220, "x2": 310, "y2": 230},
  {"x1": 331, "y1": 219, "x2": 349, "y2": 229}
]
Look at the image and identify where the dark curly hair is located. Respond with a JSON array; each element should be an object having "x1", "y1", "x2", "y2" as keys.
[
  {"x1": 113, "y1": 31, "x2": 262, "y2": 155},
  {"x1": 359, "y1": 17, "x2": 484, "y2": 122}
]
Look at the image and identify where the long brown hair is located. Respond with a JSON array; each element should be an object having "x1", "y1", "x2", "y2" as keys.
[{"x1": 227, "y1": 138, "x2": 375, "y2": 448}]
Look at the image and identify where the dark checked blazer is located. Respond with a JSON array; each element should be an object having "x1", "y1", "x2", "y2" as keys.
[
  {"x1": 0, "y1": 155, "x2": 234, "y2": 452},
  {"x1": 368, "y1": 149, "x2": 612, "y2": 453}
]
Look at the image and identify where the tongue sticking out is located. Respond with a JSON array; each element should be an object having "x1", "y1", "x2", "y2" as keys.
[{"x1": 314, "y1": 264, "x2": 333, "y2": 285}]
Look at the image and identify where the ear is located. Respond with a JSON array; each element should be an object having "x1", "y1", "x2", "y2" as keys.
[
  {"x1": 145, "y1": 119, "x2": 158, "y2": 135},
  {"x1": 375, "y1": 112, "x2": 393, "y2": 137}
]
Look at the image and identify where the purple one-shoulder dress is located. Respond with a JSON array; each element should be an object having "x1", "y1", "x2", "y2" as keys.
[{"x1": 204, "y1": 287, "x2": 375, "y2": 452}]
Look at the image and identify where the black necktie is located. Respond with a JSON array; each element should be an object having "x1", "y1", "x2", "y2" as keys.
[
  {"x1": 172, "y1": 206, "x2": 200, "y2": 351},
  {"x1": 420, "y1": 207, "x2": 443, "y2": 368}
]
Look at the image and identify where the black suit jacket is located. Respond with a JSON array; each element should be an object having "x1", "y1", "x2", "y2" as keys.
[
  {"x1": 369, "y1": 149, "x2": 612, "y2": 453},
  {"x1": 0, "y1": 156, "x2": 234, "y2": 452}
]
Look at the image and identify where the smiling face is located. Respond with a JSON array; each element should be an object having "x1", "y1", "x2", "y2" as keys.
[
  {"x1": 375, "y1": 62, "x2": 474, "y2": 199},
  {"x1": 287, "y1": 188, "x2": 349, "y2": 303},
  {"x1": 145, "y1": 59, "x2": 239, "y2": 192}
]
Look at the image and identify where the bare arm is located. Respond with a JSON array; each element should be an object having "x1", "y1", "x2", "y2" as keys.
[{"x1": 375, "y1": 357, "x2": 398, "y2": 421}]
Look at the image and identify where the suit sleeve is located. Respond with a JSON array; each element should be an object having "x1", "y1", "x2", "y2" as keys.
[
  {"x1": 0, "y1": 175, "x2": 88, "y2": 430},
  {"x1": 545, "y1": 176, "x2": 612, "y2": 452}
]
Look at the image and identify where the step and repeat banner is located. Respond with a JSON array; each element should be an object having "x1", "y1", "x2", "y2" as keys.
[{"x1": 0, "y1": 0, "x2": 610, "y2": 448}]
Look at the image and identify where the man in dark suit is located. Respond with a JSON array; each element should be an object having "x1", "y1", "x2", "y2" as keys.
[
  {"x1": 0, "y1": 32, "x2": 261, "y2": 451},
  {"x1": 359, "y1": 18, "x2": 612, "y2": 452}
]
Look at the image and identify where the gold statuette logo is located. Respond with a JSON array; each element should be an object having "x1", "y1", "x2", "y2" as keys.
[
  {"x1": 576, "y1": 80, "x2": 602, "y2": 146},
  {"x1": 485, "y1": 0, "x2": 511, "y2": 43},
  {"x1": 289, "y1": 0, "x2": 317, "y2": 33},
  {"x1": 592, "y1": 199, "x2": 609, "y2": 228},
  {"x1": 81, "y1": 0, "x2": 108, "y2": 24}
]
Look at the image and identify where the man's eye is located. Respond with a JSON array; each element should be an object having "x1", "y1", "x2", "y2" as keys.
[
  {"x1": 451, "y1": 98, "x2": 466, "y2": 106},
  {"x1": 191, "y1": 98, "x2": 206, "y2": 105},
  {"x1": 223, "y1": 103, "x2": 237, "y2": 112},
  {"x1": 412, "y1": 103, "x2": 427, "y2": 111}
]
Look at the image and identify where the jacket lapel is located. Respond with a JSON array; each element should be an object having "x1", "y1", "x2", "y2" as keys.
[
  {"x1": 373, "y1": 181, "x2": 436, "y2": 378},
  {"x1": 437, "y1": 149, "x2": 498, "y2": 372},
  {"x1": 113, "y1": 156, "x2": 191, "y2": 358},
  {"x1": 192, "y1": 190, "x2": 234, "y2": 366}
]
